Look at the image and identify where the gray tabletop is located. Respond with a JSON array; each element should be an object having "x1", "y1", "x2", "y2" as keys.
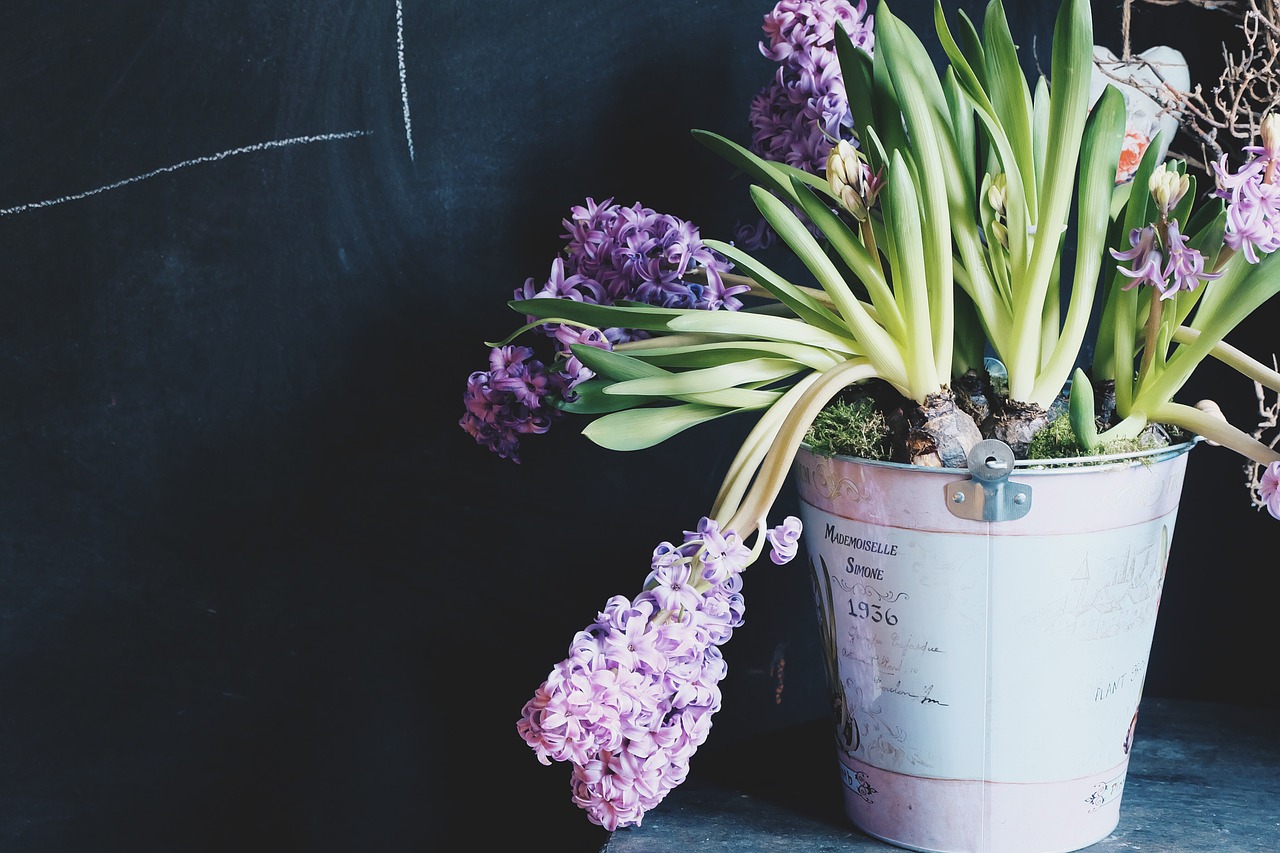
[{"x1": 603, "y1": 697, "x2": 1280, "y2": 853}]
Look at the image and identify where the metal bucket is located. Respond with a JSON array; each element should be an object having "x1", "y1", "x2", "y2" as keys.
[{"x1": 794, "y1": 439, "x2": 1195, "y2": 853}]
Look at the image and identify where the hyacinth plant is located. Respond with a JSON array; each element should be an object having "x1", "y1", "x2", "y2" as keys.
[{"x1": 464, "y1": 0, "x2": 1280, "y2": 831}]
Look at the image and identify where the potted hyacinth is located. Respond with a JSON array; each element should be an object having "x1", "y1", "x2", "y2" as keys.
[{"x1": 461, "y1": 0, "x2": 1280, "y2": 847}]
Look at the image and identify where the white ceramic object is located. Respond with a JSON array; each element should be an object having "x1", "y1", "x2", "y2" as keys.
[
  {"x1": 1090, "y1": 45, "x2": 1190, "y2": 182},
  {"x1": 795, "y1": 441, "x2": 1194, "y2": 853}
]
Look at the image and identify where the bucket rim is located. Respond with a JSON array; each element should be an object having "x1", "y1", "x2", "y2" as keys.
[{"x1": 797, "y1": 436, "x2": 1200, "y2": 475}]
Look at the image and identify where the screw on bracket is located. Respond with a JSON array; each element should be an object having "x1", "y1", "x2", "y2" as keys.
[{"x1": 944, "y1": 439, "x2": 1033, "y2": 522}]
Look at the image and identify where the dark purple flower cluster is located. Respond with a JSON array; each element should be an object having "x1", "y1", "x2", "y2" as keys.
[
  {"x1": 517, "y1": 516, "x2": 802, "y2": 830},
  {"x1": 748, "y1": 0, "x2": 874, "y2": 175},
  {"x1": 459, "y1": 346, "x2": 559, "y2": 463},
  {"x1": 517, "y1": 198, "x2": 742, "y2": 345}
]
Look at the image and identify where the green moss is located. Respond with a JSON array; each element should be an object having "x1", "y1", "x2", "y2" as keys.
[
  {"x1": 1026, "y1": 415, "x2": 1086, "y2": 460},
  {"x1": 1028, "y1": 413, "x2": 1179, "y2": 460},
  {"x1": 805, "y1": 397, "x2": 891, "y2": 460}
]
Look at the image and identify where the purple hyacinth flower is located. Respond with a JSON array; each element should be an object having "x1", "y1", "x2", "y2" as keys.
[
  {"x1": 767, "y1": 516, "x2": 804, "y2": 564},
  {"x1": 1261, "y1": 461, "x2": 1280, "y2": 520},
  {"x1": 1212, "y1": 116, "x2": 1280, "y2": 264},
  {"x1": 459, "y1": 346, "x2": 557, "y2": 462},
  {"x1": 518, "y1": 517, "x2": 760, "y2": 830},
  {"x1": 1111, "y1": 225, "x2": 1166, "y2": 294},
  {"x1": 748, "y1": 1, "x2": 874, "y2": 174},
  {"x1": 1160, "y1": 220, "x2": 1222, "y2": 299}
]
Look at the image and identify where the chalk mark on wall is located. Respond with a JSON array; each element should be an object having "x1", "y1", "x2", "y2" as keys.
[
  {"x1": 0, "y1": 130, "x2": 372, "y2": 218},
  {"x1": 396, "y1": 0, "x2": 415, "y2": 162}
]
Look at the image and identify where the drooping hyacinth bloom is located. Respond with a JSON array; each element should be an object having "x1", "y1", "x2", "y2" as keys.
[
  {"x1": 1260, "y1": 461, "x2": 1280, "y2": 520},
  {"x1": 517, "y1": 515, "x2": 801, "y2": 830}
]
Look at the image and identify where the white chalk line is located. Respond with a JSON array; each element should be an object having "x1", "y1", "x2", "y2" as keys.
[
  {"x1": 396, "y1": 0, "x2": 415, "y2": 162},
  {"x1": 0, "y1": 130, "x2": 372, "y2": 218}
]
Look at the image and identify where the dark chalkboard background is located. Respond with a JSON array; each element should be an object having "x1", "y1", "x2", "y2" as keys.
[{"x1": 1, "y1": 2, "x2": 1272, "y2": 851}]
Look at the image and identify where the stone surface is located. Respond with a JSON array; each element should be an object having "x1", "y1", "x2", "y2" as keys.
[{"x1": 603, "y1": 698, "x2": 1280, "y2": 853}]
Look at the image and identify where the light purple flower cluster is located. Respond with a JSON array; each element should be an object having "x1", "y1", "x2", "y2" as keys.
[
  {"x1": 1213, "y1": 121, "x2": 1280, "y2": 264},
  {"x1": 1261, "y1": 461, "x2": 1280, "y2": 519},
  {"x1": 517, "y1": 198, "x2": 742, "y2": 345},
  {"x1": 517, "y1": 516, "x2": 802, "y2": 830},
  {"x1": 1110, "y1": 222, "x2": 1221, "y2": 300},
  {"x1": 748, "y1": 0, "x2": 874, "y2": 175}
]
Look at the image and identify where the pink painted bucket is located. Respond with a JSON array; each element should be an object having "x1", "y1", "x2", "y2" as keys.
[{"x1": 794, "y1": 439, "x2": 1194, "y2": 853}]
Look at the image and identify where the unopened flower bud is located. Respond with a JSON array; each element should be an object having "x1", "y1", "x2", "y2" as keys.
[
  {"x1": 1262, "y1": 113, "x2": 1280, "y2": 156},
  {"x1": 985, "y1": 173, "x2": 1009, "y2": 249},
  {"x1": 986, "y1": 172, "x2": 1007, "y2": 215},
  {"x1": 826, "y1": 139, "x2": 869, "y2": 221},
  {"x1": 1148, "y1": 163, "x2": 1189, "y2": 214}
]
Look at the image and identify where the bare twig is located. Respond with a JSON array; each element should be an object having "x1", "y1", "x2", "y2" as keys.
[
  {"x1": 1246, "y1": 354, "x2": 1280, "y2": 508},
  {"x1": 1112, "y1": 0, "x2": 1277, "y2": 174}
]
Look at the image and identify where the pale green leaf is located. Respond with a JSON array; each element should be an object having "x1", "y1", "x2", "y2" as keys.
[
  {"x1": 615, "y1": 340, "x2": 843, "y2": 372},
  {"x1": 704, "y1": 238, "x2": 853, "y2": 338},
  {"x1": 570, "y1": 344, "x2": 783, "y2": 408},
  {"x1": 581, "y1": 404, "x2": 737, "y2": 451},
  {"x1": 665, "y1": 309, "x2": 862, "y2": 353},
  {"x1": 603, "y1": 358, "x2": 803, "y2": 397}
]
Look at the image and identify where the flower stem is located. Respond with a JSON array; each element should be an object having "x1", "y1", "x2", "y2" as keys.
[
  {"x1": 1137, "y1": 292, "x2": 1164, "y2": 387},
  {"x1": 1172, "y1": 326, "x2": 1280, "y2": 392},
  {"x1": 725, "y1": 359, "x2": 879, "y2": 534},
  {"x1": 1154, "y1": 402, "x2": 1280, "y2": 465}
]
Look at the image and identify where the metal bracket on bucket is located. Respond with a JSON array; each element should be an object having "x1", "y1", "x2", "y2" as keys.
[{"x1": 945, "y1": 439, "x2": 1032, "y2": 522}]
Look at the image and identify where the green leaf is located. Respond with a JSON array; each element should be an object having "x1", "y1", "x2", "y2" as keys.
[
  {"x1": 665, "y1": 309, "x2": 862, "y2": 353},
  {"x1": 1094, "y1": 127, "x2": 1167, "y2": 403},
  {"x1": 1032, "y1": 75, "x2": 1050, "y2": 193},
  {"x1": 936, "y1": 3, "x2": 1029, "y2": 279},
  {"x1": 604, "y1": 358, "x2": 803, "y2": 397},
  {"x1": 570, "y1": 344, "x2": 783, "y2": 408},
  {"x1": 882, "y1": 149, "x2": 939, "y2": 396},
  {"x1": 983, "y1": 0, "x2": 1037, "y2": 212},
  {"x1": 748, "y1": 185, "x2": 907, "y2": 388},
  {"x1": 953, "y1": 7, "x2": 988, "y2": 88},
  {"x1": 945, "y1": 68, "x2": 977, "y2": 184},
  {"x1": 510, "y1": 298, "x2": 685, "y2": 333},
  {"x1": 581, "y1": 404, "x2": 737, "y2": 451},
  {"x1": 1007, "y1": 0, "x2": 1093, "y2": 403},
  {"x1": 703, "y1": 238, "x2": 854, "y2": 339},
  {"x1": 870, "y1": 36, "x2": 910, "y2": 155},
  {"x1": 750, "y1": 185, "x2": 866, "y2": 326},
  {"x1": 785, "y1": 181, "x2": 902, "y2": 339},
  {"x1": 555, "y1": 379, "x2": 654, "y2": 414},
  {"x1": 1031, "y1": 83, "x2": 1125, "y2": 404},
  {"x1": 690, "y1": 129, "x2": 830, "y2": 204},
  {"x1": 873, "y1": 4, "x2": 956, "y2": 375},
  {"x1": 834, "y1": 25, "x2": 882, "y2": 172},
  {"x1": 1171, "y1": 202, "x2": 1226, "y2": 328},
  {"x1": 615, "y1": 340, "x2": 843, "y2": 372},
  {"x1": 1068, "y1": 367, "x2": 1100, "y2": 452},
  {"x1": 1129, "y1": 240, "x2": 1280, "y2": 417}
]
